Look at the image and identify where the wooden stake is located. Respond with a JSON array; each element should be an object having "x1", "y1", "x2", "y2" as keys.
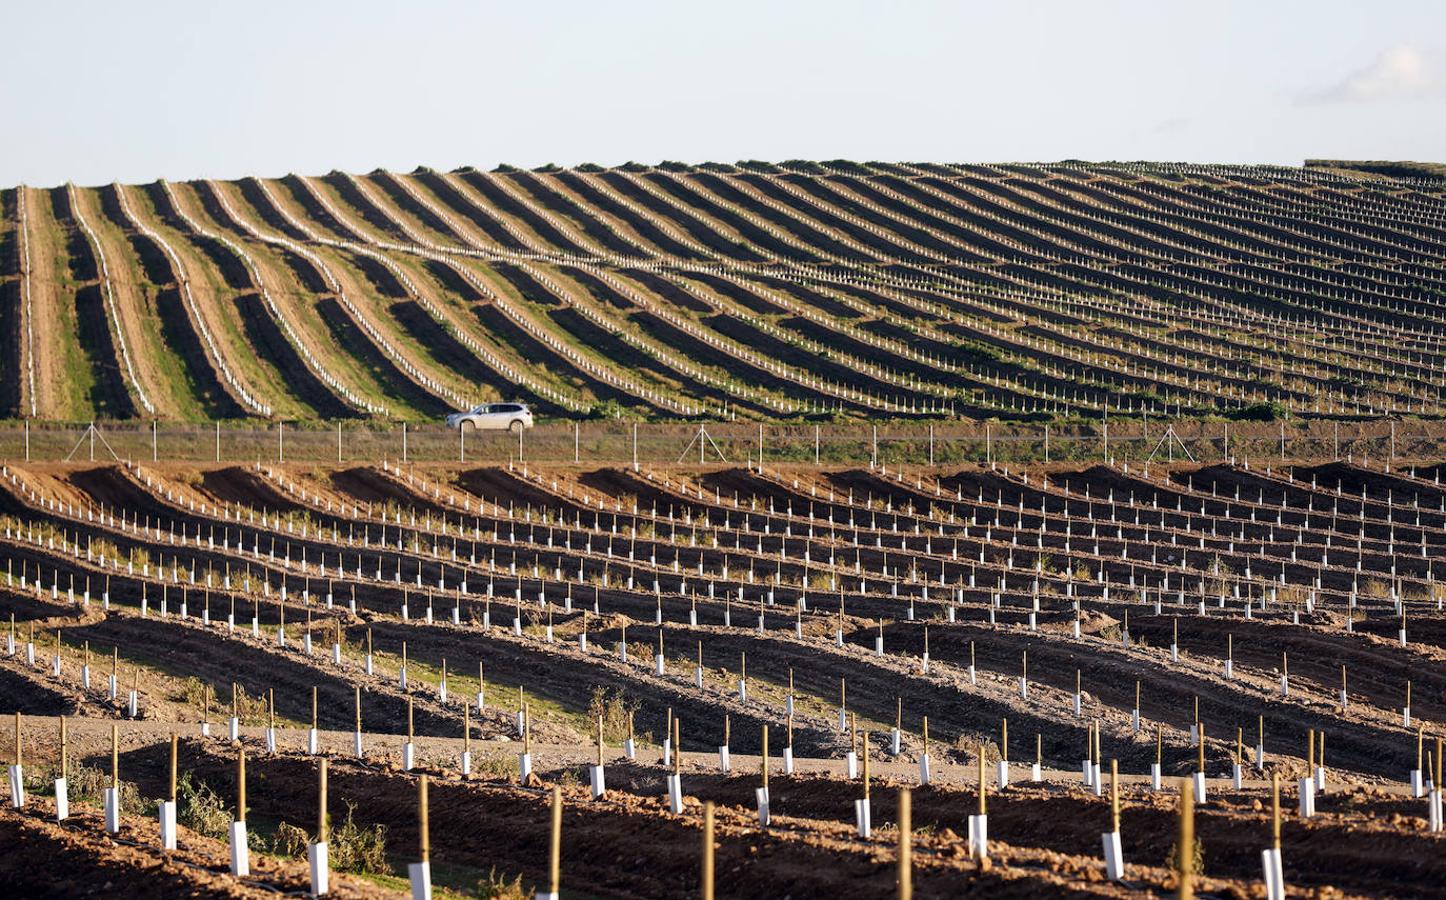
[
  {"x1": 318, "y1": 758, "x2": 328, "y2": 842},
  {"x1": 59, "y1": 717, "x2": 67, "y2": 780},
  {"x1": 1110, "y1": 759, "x2": 1120, "y2": 833},
  {"x1": 898, "y1": 788, "x2": 912, "y2": 900},
  {"x1": 548, "y1": 784, "x2": 562, "y2": 896},
  {"x1": 169, "y1": 733, "x2": 178, "y2": 802},
  {"x1": 1271, "y1": 772, "x2": 1280, "y2": 850},
  {"x1": 702, "y1": 801, "x2": 715, "y2": 900},
  {"x1": 236, "y1": 744, "x2": 246, "y2": 822},
  {"x1": 111, "y1": 724, "x2": 119, "y2": 790},
  {"x1": 1178, "y1": 776, "x2": 1195, "y2": 899},
  {"x1": 862, "y1": 730, "x2": 870, "y2": 798},
  {"x1": 977, "y1": 745, "x2": 987, "y2": 815},
  {"x1": 761, "y1": 725, "x2": 769, "y2": 789},
  {"x1": 418, "y1": 775, "x2": 429, "y2": 862}
]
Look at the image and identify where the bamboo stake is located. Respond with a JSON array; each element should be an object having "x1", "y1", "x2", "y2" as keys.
[
  {"x1": 111, "y1": 723, "x2": 119, "y2": 790},
  {"x1": 59, "y1": 717, "x2": 67, "y2": 780},
  {"x1": 169, "y1": 733, "x2": 178, "y2": 803},
  {"x1": 12, "y1": 712, "x2": 18, "y2": 768}
]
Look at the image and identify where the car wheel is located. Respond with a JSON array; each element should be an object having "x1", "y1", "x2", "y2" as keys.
[{"x1": 509, "y1": 419, "x2": 524, "y2": 434}]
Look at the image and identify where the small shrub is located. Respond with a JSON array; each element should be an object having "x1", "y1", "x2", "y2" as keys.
[
  {"x1": 272, "y1": 821, "x2": 310, "y2": 859},
  {"x1": 67, "y1": 765, "x2": 148, "y2": 816},
  {"x1": 471, "y1": 751, "x2": 518, "y2": 781},
  {"x1": 177, "y1": 771, "x2": 232, "y2": 840},
  {"x1": 587, "y1": 686, "x2": 641, "y2": 744},
  {"x1": 330, "y1": 800, "x2": 388, "y2": 873},
  {"x1": 477, "y1": 866, "x2": 528, "y2": 899}
]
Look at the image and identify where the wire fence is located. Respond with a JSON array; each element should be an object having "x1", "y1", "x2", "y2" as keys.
[{"x1": 1, "y1": 419, "x2": 1442, "y2": 468}]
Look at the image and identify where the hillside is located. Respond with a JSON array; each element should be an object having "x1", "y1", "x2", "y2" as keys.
[{"x1": 2, "y1": 161, "x2": 1444, "y2": 423}]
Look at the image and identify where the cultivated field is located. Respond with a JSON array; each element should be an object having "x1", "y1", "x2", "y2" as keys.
[
  {"x1": 3, "y1": 160, "x2": 1445, "y2": 423},
  {"x1": 2, "y1": 454, "x2": 1444, "y2": 896}
]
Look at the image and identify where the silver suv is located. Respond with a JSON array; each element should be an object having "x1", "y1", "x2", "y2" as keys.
[{"x1": 446, "y1": 402, "x2": 534, "y2": 433}]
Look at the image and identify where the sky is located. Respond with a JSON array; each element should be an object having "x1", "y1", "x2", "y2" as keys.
[{"x1": 4, "y1": 0, "x2": 1444, "y2": 187}]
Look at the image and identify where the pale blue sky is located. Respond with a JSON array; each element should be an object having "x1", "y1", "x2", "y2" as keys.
[{"x1": 5, "y1": 0, "x2": 1444, "y2": 187}]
